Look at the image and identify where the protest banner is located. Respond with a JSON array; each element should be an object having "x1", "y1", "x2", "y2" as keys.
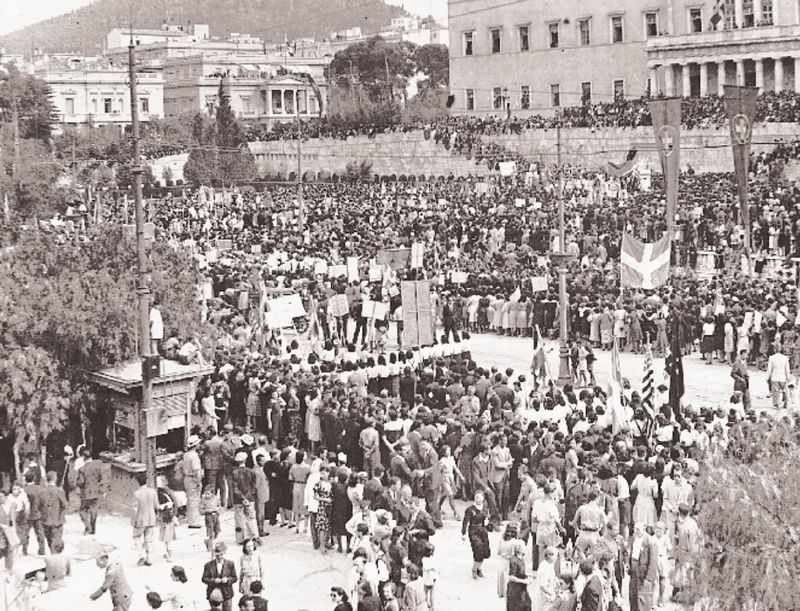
[
  {"x1": 531, "y1": 276, "x2": 548, "y2": 292},
  {"x1": 328, "y1": 264, "x2": 347, "y2": 278},
  {"x1": 377, "y1": 248, "x2": 411, "y2": 270},
  {"x1": 329, "y1": 294, "x2": 350, "y2": 318},
  {"x1": 268, "y1": 294, "x2": 306, "y2": 318},
  {"x1": 314, "y1": 260, "x2": 329, "y2": 276},
  {"x1": 215, "y1": 238, "x2": 233, "y2": 251},
  {"x1": 347, "y1": 256, "x2": 360, "y2": 282},
  {"x1": 402, "y1": 280, "x2": 434, "y2": 348},
  {"x1": 411, "y1": 243, "x2": 425, "y2": 269},
  {"x1": 264, "y1": 310, "x2": 294, "y2": 329}
]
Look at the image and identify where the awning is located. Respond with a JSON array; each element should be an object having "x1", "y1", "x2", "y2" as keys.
[
  {"x1": 240, "y1": 64, "x2": 258, "y2": 71},
  {"x1": 285, "y1": 64, "x2": 311, "y2": 73}
]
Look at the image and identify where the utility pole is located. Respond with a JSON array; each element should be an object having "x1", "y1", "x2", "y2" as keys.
[
  {"x1": 555, "y1": 113, "x2": 571, "y2": 386},
  {"x1": 295, "y1": 95, "x2": 304, "y2": 229},
  {"x1": 128, "y1": 38, "x2": 157, "y2": 487},
  {"x1": 12, "y1": 94, "x2": 20, "y2": 182}
]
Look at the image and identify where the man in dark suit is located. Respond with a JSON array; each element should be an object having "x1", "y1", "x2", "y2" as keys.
[
  {"x1": 23, "y1": 470, "x2": 46, "y2": 555},
  {"x1": 202, "y1": 541, "x2": 238, "y2": 611},
  {"x1": 220, "y1": 424, "x2": 240, "y2": 509},
  {"x1": 39, "y1": 471, "x2": 67, "y2": 553},
  {"x1": 90, "y1": 553, "x2": 133, "y2": 611},
  {"x1": 77, "y1": 448, "x2": 106, "y2": 535},
  {"x1": 202, "y1": 429, "x2": 225, "y2": 506}
]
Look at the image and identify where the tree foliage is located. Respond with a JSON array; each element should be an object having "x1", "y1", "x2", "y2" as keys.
[
  {"x1": 0, "y1": 62, "x2": 57, "y2": 141},
  {"x1": 0, "y1": 226, "x2": 213, "y2": 433},
  {"x1": 330, "y1": 36, "x2": 417, "y2": 104},
  {"x1": 0, "y1": 347, "x2": 71, "y2": 447},
  {"x1": 685, "y1": 419, "x2": 800, "y2": 610},
  {"x1": 184, "y1": 80, "x2": 256, "y2": 185},
  {"x1": 412, "y1": 44, "x2": 449, "y2": 90}
]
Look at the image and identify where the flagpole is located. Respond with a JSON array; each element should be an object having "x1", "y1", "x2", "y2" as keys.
[{"x1": 556, "y1": 110, "x2": 571, "y2": 386}]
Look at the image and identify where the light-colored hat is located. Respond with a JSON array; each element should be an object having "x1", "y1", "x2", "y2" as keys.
[
  {"x1": 240, "y1": 433, "x2": 254, "y2": 445},
  {"x1": 234, "y1": 452, "x2": 248, "y2": 463},
  {"x1": 187, "y1": 435, "x2": 201, "y2": 448}
]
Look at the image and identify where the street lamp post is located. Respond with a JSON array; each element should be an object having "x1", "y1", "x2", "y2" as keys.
[{"x1": 554, "y1": 111, "x2": 572, "y2": 386}]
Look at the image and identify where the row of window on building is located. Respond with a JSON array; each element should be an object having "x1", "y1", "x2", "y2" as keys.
[
  {"x1": 463, "y1": 80, "x2": 628, "y2": 111},
  {"x1": 63, "y1": 96, "x2": 150, "y2": 116},
  {"x1": 463, "y1": 0, "x2": 775, "y2": 56}
]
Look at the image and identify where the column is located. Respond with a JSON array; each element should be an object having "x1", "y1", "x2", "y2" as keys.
[
  {"x1": 795, "y1": 58, "x2": 800, "y2": 93},
  {"x1": 736, "y1": 59, "x2": 745, "y2": 85},
  {"x1": 755, "y1": 58, "x2": 765, "y2": 92},
  {"x1": 717, "y1": 60, "x2": 727, "y2": 95},
  {"x1": 700, "y1": 62, "x2": 709, "y2": 97},
  {"x1": 754, "y1": 0, "x2": 762, "y2": 24},
  {"x1": 649, "y1": 67, "x2": 659, "y2": 96},
  {"x1": 775, "y1": 57, "x2": 785, "y2": 92},
  {"x1": 665, "y1": 64, "x2": 675, "y2": 96},
  {"x1": 735, "y1": 0, "x2": 744, "y2": 27},
  {"x1": 682, "y1": 63, "x2": 691, "y2": 97}
]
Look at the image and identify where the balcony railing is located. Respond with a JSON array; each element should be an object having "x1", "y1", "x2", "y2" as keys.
[{"x1": 646, "y1": 23, "x2": 800, "y2": 49}]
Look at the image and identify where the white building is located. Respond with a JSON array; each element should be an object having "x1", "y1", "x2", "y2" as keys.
[{"x1": 36, "y1": 57, "x2": 164, "y2": 126}]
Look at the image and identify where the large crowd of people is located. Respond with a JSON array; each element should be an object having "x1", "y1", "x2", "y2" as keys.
[{"x1": 5, "y1": 97, "x2": 800, "y2": 611}]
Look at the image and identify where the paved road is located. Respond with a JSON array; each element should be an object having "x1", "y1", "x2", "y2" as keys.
[{"x1": 468, "y1": 333, "x2": 776, "y2": 412}]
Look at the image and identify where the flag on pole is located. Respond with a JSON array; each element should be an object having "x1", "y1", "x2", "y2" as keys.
[
  {"x1": 621, "y1": 232, "x2": 672, "y2": 289},
  {"x1": 709, "y1": 0, "x2": 725, "y2": 27},
  {"x1": 724, "y1": 85, "x2": 758, "y2": 259},
  {"x1": 531, "y1": 324, "x2": 547, "y2": 387},
  {"x1": 666, "y1": 312, "x2": 686, "y2": 422},
  {"x1": 648, "y1": 98, "x2": 681, "y2": 230},
  {"x1": 642, "y1": 344, "x2": 656, "y2": 439},
  {"x1": 609, "y1": 336, "x2": 629, "y2": 434}
]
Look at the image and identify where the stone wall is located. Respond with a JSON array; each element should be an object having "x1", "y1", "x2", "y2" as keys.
[
  {"x1": 482, "y1": 123, "x2": 800, "y2": 174},
  {"x1": 248, "y1": 131, "x2": 493, "y2": 179}
]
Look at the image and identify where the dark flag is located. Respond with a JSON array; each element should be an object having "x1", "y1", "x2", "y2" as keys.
[
  {"x1": 649, "y1": 98, "x2": 681, "y2": 231},
  {"x1": 666, "y1": 310, "x2": 685, "y2": 423},
  {"x1": 724, "y1": 85, "x2": 758, "y2": 263},
  {"x1": 607, "y1": 147, "x2": 639, "y2": 177}
]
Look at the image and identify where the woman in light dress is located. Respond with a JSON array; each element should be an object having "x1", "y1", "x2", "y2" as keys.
[
  {"x1": 631, "y1": 464, "x2": 659, "y2": 529},
  {"x1": 495, "y1": 523, "x2": 518, "y2": 598},
  {"x1": 239, "y1": 538, "x2": 265, "y2": 596},
  {"x1": 534, "y1": 546, "x2": 560, "y2": 610}
]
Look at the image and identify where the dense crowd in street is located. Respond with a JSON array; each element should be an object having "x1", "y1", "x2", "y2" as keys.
[{"x1": 4, "y1": 97, "x2": 800, "y2": 611}]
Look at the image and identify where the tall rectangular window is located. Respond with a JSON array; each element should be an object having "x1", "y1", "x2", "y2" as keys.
[
  {"x1": 271, "y1": 90, "x2": 283, "y2": 114},
  {"x1": 490, "y1": 28, "x2": 501, "y2": 53},
  {"x1": 724, "y1": 0, "x2": 736, "y2": 28},
  {"x1": 65, "y1": 98, "x2": 75, "y2": 115},
  {"x1": 645, "y1": 12, "x2": 658, "y2": 37},
  {"x1": 140, "y1": 97, "x2": 149, "y2": 113},
  {"x1": 298, "y1": 91, "x2": 308, "y2": 114},
  {"x1": 581, "y1": 82, "x2": 592, "y2": 103},
  {"x1": 548, "y1": 23, "x2": 559, "y2": 48},
  {"x1": 743, "y1": 0, "x2": 754, "y2": 26},
  {"x1": 103, "y1": 98, "x2": 112, "y2": 113},
  {"x1": 493, "y1": 87, "x2": 503, "y2": 110},
  {"x1": 612, "y1": 16, "x2": 624, "y2": 42},
  {"x1": 463, "y1": 31, "x2": 474, "y2": 56},
  {"x1": 761, "y1": 0, "x2": 774, "y2": 24},
  {"x1": 550, "y1": 83, "x2": 560, "y2": 107},
  {"x1": 518, "y1": 25, "x2": 529, "y2": 51},
  {"x1": 578, "y1": 19, "x2": 591, "y2": 45},
  {"x1": 613, "y1": 79, "x2": 625, "y2": 100},
  {"x1": 520, "y1": 85, "x2": 530, "y2": 109},
  {"x1": 689, "y1": 8, "x2": 703, "y2": 32},
  {"x1": 466, "y1": 89, "x2": 475, "y2": 111}
]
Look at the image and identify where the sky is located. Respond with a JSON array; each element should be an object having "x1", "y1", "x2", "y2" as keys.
[{"x1": 0, "y1": 0, "x2": 448, "y2": 36}]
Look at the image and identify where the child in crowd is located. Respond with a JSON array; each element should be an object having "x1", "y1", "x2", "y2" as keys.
[{"x1": 199, "y1": 485, "x2": 221, "y2": 553}]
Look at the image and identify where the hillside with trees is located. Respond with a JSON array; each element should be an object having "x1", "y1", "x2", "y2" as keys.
[{"x1": 0, "y1": 0, "x2": 406, "y2": 55}]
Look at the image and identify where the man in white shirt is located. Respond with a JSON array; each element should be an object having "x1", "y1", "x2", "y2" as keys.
[
  {"x1": 766, "y1": 345, "x2": 792, "y2": 408},
  {"x1": 149, "y1": 301, "x2": 164, "y2": 355}
]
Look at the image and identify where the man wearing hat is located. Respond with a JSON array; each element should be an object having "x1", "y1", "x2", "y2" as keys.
[
  {"x1": 183, "y1": 435, "x2": 203, "y2": 528},
  {"x1": 231, "y1": 451, "x2": 259, "y2": 544},
  {"x1": 220, "y1": 424, "x2": 241, "y2": 510}
]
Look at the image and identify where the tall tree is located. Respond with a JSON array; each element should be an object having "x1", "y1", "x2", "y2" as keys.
[
  {"x1": 683, "y1": 419, "x2": 800, "y2": 609},
  {"x1": 0, "y1": 63, "x2": 57, "y2": 141},
  {"x1": 330, "y1": 36, "x2": 416, "y2": 104},
  {"x1": 413, "y1": 44, "x2": 449, "y2": 90}
]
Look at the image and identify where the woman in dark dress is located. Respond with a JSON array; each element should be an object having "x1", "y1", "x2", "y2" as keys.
[
  {"x1": 331, "y1": 468, "x2": 353, "y2": 553},
  {"x1": 461, "y1": 489, "x2": 491, "y2": 578},
  {"x1": 506, "y1": 540, "x2": 532, "y2": 611},
  {"x1": 276, "y1": 449, "x2": 293, "y2": 527}
]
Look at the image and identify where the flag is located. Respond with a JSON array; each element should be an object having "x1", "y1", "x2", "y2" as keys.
[
  {"x1": 621, "y1": 232, "x2": 672, "y2": 289},
  {"x1": 609, "y1": 337, "x2": 628, "y2": 434},
  {"x1": 284, "y1": 34, "x2": 295, "y2": 57},
  {"x1": 607, "y1": 147, "x2": 639, "y2": 177},
  {"x1": 649, "y1": 98, "x2": 681, "y2": 230},
  {"x1": 666, "y1": 312, "x2": 685, "y2": 423},
  {"x1": 709, "y1": 0, "x2": 725, "y2": 27},
  {"x1": 724, "y1": 85, "x2": 758, "y2": 257},
  {"x1": 642, "y1": 344, "x2": 656, "y2": 438}
]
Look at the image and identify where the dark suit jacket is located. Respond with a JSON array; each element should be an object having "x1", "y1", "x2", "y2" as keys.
[
  {"x1": 202, "y1": 558, "x2": 238, "y2": 601},
  {"x1": 203, "y1": 437, "x2": 224, "y2": 471},
  {"x1": 39, "y1": 485, "x2": 67, "y2": 526},
  {"x1": 77, "y1": 460, "x2": 106, "y2": 500},
  {"x1": 25, "y1": 483, "x2": 45, "y2": 521}
]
